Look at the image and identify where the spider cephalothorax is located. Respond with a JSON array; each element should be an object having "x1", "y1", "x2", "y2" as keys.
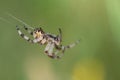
[
  {"x1": 16, "y1": 25, "x2": 79, "y2": 59},
  {"x1": 33, "y1": 28, "x2": 44, "y2": 39}
]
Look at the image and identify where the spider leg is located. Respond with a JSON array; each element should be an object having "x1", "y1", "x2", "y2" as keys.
[
  {"x1": 24, "y1": 25, "x2": 33, "y2": 35},
  {"x1": 64, "y1": 40, "x2": 80, "y2": 50},
  {"x1": 54, "y1": 40, "x2": 80, "y2": 58},
  {"x1": 54, "y1": 50, "x2": 62, "y2": 59},
  {"x1": 58, "y1": 28, "x2": 62, "y2": 42},
  {"x1": 16, "y1": 26, "x2": 37, "y2": 43}
]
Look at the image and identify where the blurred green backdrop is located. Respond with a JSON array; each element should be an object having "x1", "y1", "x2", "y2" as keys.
[{"x1": 0, "y1": 0, "x2": 120, "y2": 80}]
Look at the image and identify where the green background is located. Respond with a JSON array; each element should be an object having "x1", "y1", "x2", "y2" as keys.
[{"x1": 0, "y1": 0, "x2": 120, "y2": 80}]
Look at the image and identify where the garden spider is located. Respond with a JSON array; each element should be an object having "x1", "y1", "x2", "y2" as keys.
[{"x1": 16, "y1": 25, "x2": 80, "y2": 59}]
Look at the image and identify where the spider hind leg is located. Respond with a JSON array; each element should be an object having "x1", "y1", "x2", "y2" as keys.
[
  {"x1": 64, "y1": 40, "x2": 80, "y2": 50},
  {"x1": 54, "y1": 40, "x2": 80, "y2": 58}
]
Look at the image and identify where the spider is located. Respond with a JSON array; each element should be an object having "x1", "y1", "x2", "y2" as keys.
[{"x1": 16, "y1": 25, "x2": 80, "y2": 59}]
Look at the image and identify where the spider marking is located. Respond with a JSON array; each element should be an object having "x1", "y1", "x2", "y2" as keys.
[{"x1": 16, "y1": 25, "x2": 80, "y2": 59}]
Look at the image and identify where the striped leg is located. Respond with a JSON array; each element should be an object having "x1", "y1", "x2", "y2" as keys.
[
  {"x1": 24, "y1": 25, "x2": 33, "y2": 35},
  {"x1": 44, "y1": 40, "x2": 80, "y2": 59},
  {"x1": 54, "y1": 40, "x2": 80, "y2": 58},
  {"x1": 16, "y1": 26, "x2": 37, "y2": 43},
  {"x1": 64, "y1": 40, "x2": 80, "y2": 50}
]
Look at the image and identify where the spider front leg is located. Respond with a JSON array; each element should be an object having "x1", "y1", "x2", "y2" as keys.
[
  {"x1": 16, "y1": 26, "x2": 37, "y2": 43},
  {"x1": 24, "y1": 25, "x2": 34, "y2": 35}
]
